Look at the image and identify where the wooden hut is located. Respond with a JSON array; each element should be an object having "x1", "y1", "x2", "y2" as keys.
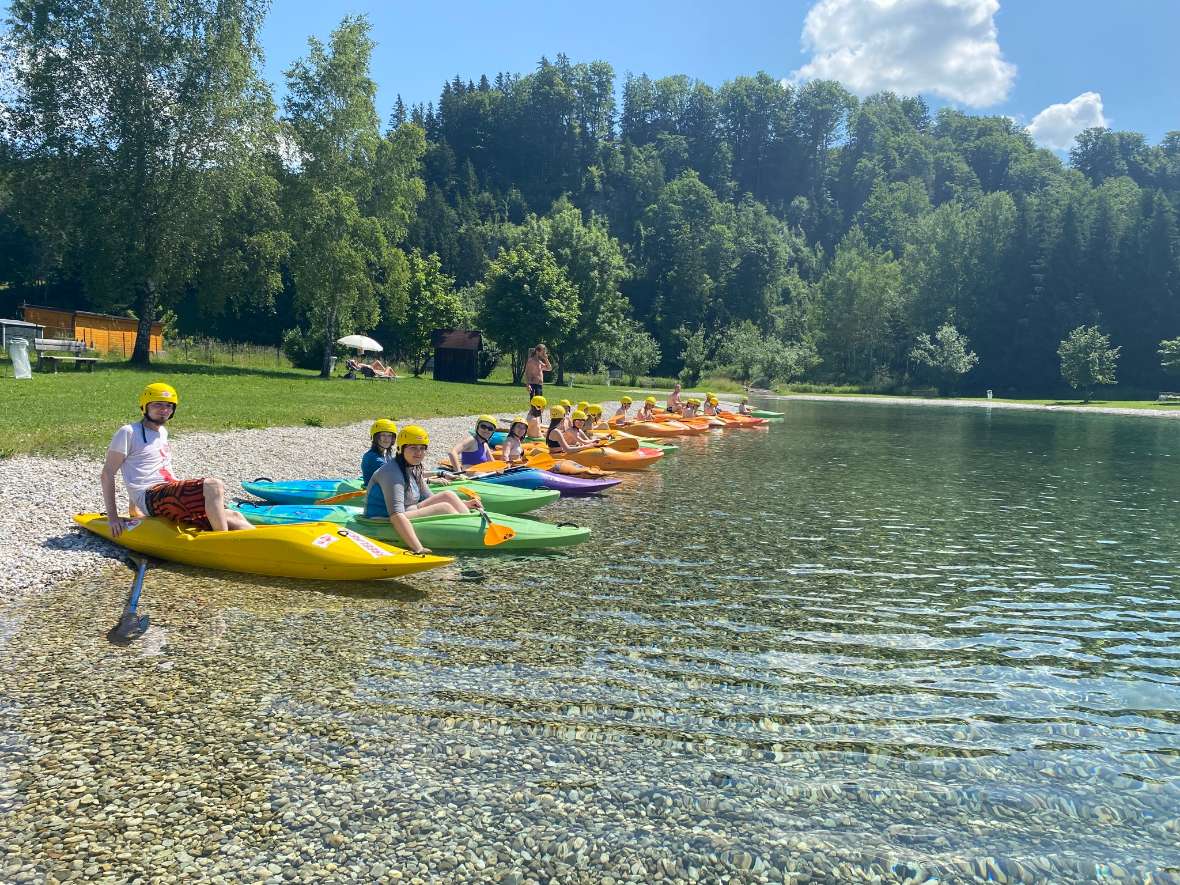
[
  {"x1": 431, "y1": 329, "x2": 482, "y2": 383},
  {"x1": 20, "y1": 304, "x2": 164, "y2": 356}
]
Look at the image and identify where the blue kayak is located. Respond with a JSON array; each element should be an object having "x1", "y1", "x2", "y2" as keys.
[{"x1": 240, "y1": 478, "x2": 558, "y2": 514}]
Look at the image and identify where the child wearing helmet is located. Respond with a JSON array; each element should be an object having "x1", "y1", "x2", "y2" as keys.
[
  {"x1": 448, "y1": 415, "x2": 498, "y2": 472},
  {"x1": 501, "y1": 416, "x2": 530, "y2": 464},
  {"x1": 612, "y1": 396, "x2": 633, "y2": 424},
  {"x1": 583, "y1": 403, "x2": 605, "y2": 435},
  {"x1": 546, "y1": 406, "x2": 598, "y2": 454},
  {"x1": 638, "y1": 396, "x2": 658, "y2": 421},
  {"x1": 100, "y1": 382, "x2": 253, "y2": 536},
  {"x1": 683, "y1": 398, "x2": 700, "y2": 418},
  {"x1": 366, "y1": 425, "x2": 481, "y2": 555},
  {"x1": 527, "y1": 395, "x2": 547, "y2": 438},
  {"x1": 703, "y1": 395, "x2": 720, "y2": 416},
  {"x1": 362, "y1": 418, "x2": 398, "y2": 483}
]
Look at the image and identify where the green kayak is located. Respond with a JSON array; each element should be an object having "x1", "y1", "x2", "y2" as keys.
[
  {"x1": 749, "y1": 409, "x2": 785, "y2": 421},
  {"x1": 240, "y1": 477, "x2": 559, "y2": 515},
  {"x1": 231, "y1": 502, "x2": 591, "y2": 551}
]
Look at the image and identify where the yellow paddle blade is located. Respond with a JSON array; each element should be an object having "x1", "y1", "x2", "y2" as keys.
[
  {"x1": 525, "y1": 452, "x2": 556, "y2": 471},
  {"x1": 481, "y1": 514, "x2": 516, "y2": 546},
  {"x1": 604, "y1": 436, "x2": 639, "y2": 452},
  {"x1": 316, "y1": 488, "x2": 366, "y2": 504},
  {"x1": 466, "y1": 459, "x2": 511, "y2": 475},
  {"x1": 455, "y1": 486, "x2": 482, "y2": 505}
]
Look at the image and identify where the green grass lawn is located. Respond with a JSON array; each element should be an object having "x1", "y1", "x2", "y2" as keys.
[{"x1": 0, "y1": 362, "x2": 620, "y2": 457}]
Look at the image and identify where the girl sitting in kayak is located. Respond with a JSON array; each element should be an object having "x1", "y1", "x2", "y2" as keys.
[
  {"x1": 682, "y1": 398, "x2": 701, "y2": 418},
  {"x1": 702, "y1": 395, "x2": 719, "y2": 416},
  {"x1": 612, "y1": 396, "x2": 633, "y2": 424},
  {"x1": 362, "y1": 418, "x2": 398, "y2": 483},
  {"x1": 737, "y1": 396, "x2": 752, "y2": 416},
  {"x1": 447, "y1": 415, "x2": 498, "y2": 471},
  {"x1": 667, "y1": 383, "x2": 683, "y2": 414},
  {"x1": 527, "y1": 395, "x2": 547, "y2": 438},
  {"x1": 637, "y1": 396, "x2": 658, "y2": 421},
  {"x1": 570, "y1": 410, "x2": 597, "y2": 445},
  {"x1": 558, "y1": 399, "x2": 574, "y2": 431},
  {"x1": 366, "y1": 425, "x2": 481, "y2": 555},
  {"x1": 547, "y1": 406, "x2": 598, "y2": 454},
  {"x1": 501, "y1": 417, "x2": 531, "y2": 464}
]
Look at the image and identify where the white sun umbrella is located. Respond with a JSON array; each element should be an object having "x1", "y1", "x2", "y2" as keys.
[{"x1": 336, "y1": 334, "x2": 383, "y2": 353}]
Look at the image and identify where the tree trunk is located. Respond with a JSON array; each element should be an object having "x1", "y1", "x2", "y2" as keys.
[
  {"x1": 320, "y1": 304, "x2": 339, "y2": 378},
  {"x1": 130, "y1": 279, "x2": 158, "y2": 366},
  {"x1": 554, "y1": 349, "x2": 565, "y2": 385}
]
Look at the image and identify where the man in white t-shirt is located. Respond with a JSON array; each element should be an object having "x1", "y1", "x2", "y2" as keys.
[{"x1": 100, "y1": 381, "x2": 252, "y2": 536}]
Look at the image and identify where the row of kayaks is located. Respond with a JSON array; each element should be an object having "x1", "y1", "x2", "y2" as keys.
[{"x1": 76, "y1": 403, "x2": 784, "y2": 580}]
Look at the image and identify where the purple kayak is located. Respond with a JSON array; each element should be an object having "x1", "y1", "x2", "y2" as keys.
[{"x1": 473, "y1": 467, "x2": 620, "y2": 496}]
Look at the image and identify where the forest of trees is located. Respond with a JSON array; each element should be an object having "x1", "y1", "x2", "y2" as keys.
[{"x1": 2, "y1": 4, "x2": 1178, "y2": 392}]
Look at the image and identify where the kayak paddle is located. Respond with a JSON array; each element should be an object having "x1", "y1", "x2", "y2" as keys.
[
  {"x1": 455, "y1": 487, "x2": 516, "y2": 546},
  {"x1": 107, "y1": 555, "x2": 150, "y2": 645}
]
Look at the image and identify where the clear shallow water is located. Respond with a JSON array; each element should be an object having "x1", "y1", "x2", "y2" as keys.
[{"x1": 1, "y1": 401, "x2": 1178, "y2": 883}]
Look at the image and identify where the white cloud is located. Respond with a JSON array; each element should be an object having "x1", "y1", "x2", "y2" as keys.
[
  {"x1": 791, "y1": 0, "x2": 1016, "y2": 107},
  {"x1": 1026, "y1": 92, "x2": 1107, "y2": 151}
]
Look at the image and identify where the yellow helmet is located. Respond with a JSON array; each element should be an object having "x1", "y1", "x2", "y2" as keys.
[
  {"x1": 139, "y1": 381, "x2": 179, "y2": 413},
  {"x1": 577, "y1": 400, "x2": 589, "y2": 410},
  {"x1": 644, "y1": 396, "x2": 656, "y2": 404},
  {"x1": 396, "y1": 425, "x2": 430, "y2": 448},
  {"x1": 476, "y1": 414, "x2": 497, "y2": 428},
  {"x1": 620, "y1": 396, "x2": 633, "y2": 406},
  {"x1": 586, "y1": 404, "x2": 603, "y2": 416},
  {"x1": 740, "y1": 396, "x2": 749, "y2": 403},
  {"x1": 560, "y1": 399, "x2": 573, "y2": 408},
  {"x1": 369, "y1": 418, "x2": 398, "y2": 438},
  {"x1": 508, "y1": 416, "x2": 528, "y2": 431},
  {"x1": 708, "y1": 396, "x2": 719, "y2": 403},
  {"x1": 530, "y1": 395, "x2": 547, "y2": 409},
  {"x1": 688, "y1": 398, "x2": 700, "y2": 406},
  {"x1": 550, "y1": 404, "x2": 567, "y2": 419},
  {"x1": 571, "y1": 410, "x2": 587, "y2": 421}
]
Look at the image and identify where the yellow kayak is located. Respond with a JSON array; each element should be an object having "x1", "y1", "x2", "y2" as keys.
[{"x1": 74, "y1": 513, "x2": 453, "y2": 581}]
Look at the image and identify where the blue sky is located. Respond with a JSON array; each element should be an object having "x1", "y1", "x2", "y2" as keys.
[{"x1": 257, "y1": 0, "x2": 1179, "y2": 150}]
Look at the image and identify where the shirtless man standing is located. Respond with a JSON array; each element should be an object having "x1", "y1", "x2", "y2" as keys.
[{"x1": 523, "y1": 344, "x2": 551, "y2": 402}]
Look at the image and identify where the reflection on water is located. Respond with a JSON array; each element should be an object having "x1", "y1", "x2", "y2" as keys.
[{"x1": 1, "y1": 401, "x2": 1178, "y2": 882}]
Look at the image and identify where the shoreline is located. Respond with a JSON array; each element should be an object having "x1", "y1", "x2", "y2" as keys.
[
  {"x1": 2, "y1": 407, "x2": 613, "y2": 603},
  {"x1": 771, "y1": 393, "x2": 1180, "y2": 418}
]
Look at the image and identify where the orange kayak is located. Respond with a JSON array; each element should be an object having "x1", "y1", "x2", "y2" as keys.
[
  {"x1": 613, "y1": 419, "x2": 709, "y2": 438},
  {"x1": 560, "y1": 445, "x2": 663, "y2": 471}
]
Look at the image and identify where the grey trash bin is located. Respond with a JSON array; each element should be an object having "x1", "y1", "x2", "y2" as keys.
[
  {"x1": 7, "y1": 337, "x2": 32, "y2": 380},
  {"x1": 329, "y1": 356, "x2": 339, "y2": 374}
]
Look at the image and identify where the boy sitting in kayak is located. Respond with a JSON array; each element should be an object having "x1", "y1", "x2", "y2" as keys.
[
  {"x1": 366, "y1": 425, "x2": 480, "y2": 555},
  {"x1": 101, "y1": 382, "x2": 253, "y2": 536},
  {"x1": 526, "y1": 395, "x2": 547, "y2": 438},
  {"x1": 737, "y1": 396, "x2": 752, "y2": 416},
  {"x1": 667, "y1": 383, "x2": 683, "y2": 414}
]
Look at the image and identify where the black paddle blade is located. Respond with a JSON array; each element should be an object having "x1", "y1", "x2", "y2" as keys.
[{"x1": 107, "y1": 612, "x2": 150, "y2": 645}]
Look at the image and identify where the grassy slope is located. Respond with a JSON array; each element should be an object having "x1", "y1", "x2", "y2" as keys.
[{"x1": 0, "y1": 363, "x2": 619, "y2": 457}]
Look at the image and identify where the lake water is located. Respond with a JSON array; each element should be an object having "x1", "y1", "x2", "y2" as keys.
[{"x1": 1, "y1": 401, "x2": 1177, "y2": 882}]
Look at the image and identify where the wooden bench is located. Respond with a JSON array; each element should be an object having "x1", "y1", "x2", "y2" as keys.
[
  {"x1": 1158, "y1": 392, "x2": 1180, "y2": 403},
  {"x1": 35, "y1": 338, "x2": 98, "y2": 372}
]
